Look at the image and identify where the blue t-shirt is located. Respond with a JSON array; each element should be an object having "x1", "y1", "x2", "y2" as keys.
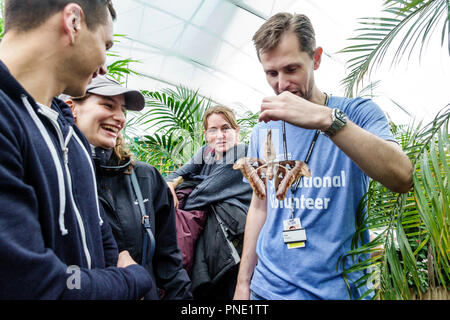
[{"x1": 247, "y1": 96, "x2": 394, "y2": 300}]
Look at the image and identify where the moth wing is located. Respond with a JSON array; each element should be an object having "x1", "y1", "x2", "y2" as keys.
[
  {"x1": 233, "y1": 157, "x2": 267, "y2": 200},
  {"x1": 274, "y1": 161, "x2": 311, "y2": 200}
]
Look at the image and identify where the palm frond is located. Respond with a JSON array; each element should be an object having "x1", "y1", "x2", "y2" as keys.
[
  {"x1": 237, "y1": 110, "x2": 260, "y2": 144},
  {"x1": 107, "y1": 58, "x2": 141, "y2": 83},
  {"x1": 106, "y1": 34, "x2": 141, "y2": 83},
  {"x1": 339, "y1": 104, "x2": 450, "y2": 299},
  {"x1": 125, "y1": 85, "x2": 212, "y2": 170},
  {"x1": 339, "y1": 0, "x2": 449, "y2": 97}
]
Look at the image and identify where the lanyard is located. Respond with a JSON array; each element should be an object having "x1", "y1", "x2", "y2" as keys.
[{"x1": 281, "y1": 93, "x2": 329, "y2": 219}]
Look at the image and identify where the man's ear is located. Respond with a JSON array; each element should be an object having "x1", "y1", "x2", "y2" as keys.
[
  {"x1": 313, "y1": 47, "x2": 323, "y2": 70},
  {"x1": 62, "y1": 3, "x2": 83, "y2": 44}
]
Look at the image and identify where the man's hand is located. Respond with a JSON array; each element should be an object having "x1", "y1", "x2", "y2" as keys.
[
  {"x1": 258, "y1": 91, "x2": 413, "y2": 193},
  {"x1": 233, "y1": 281, "x2": 251, "y2": 300},
  {"x1": 117, "y1": 250, "x2": 137, "y2": 268},
  {"x1": 259, "y1": 91, "x2": 332, "y2": 130}
]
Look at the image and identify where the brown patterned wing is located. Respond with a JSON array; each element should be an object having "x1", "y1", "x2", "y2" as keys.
[
  {"x1": 274, "y1": 160, "x2": 311, "y2": 200},
  {"x1": 233, "y1": 157, "x2": 267, "y2": 200}
]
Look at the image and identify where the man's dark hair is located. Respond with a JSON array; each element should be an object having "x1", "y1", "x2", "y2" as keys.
[
  {"x1": 4, "y1": 0, "x2": 116, "y2": 33},
  {"x1": 253, "y1": 12, "x2": 316, "y2": 60}
]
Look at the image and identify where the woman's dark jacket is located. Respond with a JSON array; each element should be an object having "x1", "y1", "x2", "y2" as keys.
[
  {"x1": 93, "y1": 148, "x2": 192, "y2": 300},
  {"x1": 166, "y1": 144, "x2": 252, "y2": 294}
]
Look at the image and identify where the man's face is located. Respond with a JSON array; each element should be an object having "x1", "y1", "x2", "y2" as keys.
[
  {"x1": 65, "y1": 11, "x2": 114, "y2": 97},
  {"x1": 259, "y1": 31, "x2": 319, "y2": 101}
]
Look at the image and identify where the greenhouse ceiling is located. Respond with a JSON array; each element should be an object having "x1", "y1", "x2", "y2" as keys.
[{"x1": 109, "y1": 0, "x2": 450, "y2": 124}]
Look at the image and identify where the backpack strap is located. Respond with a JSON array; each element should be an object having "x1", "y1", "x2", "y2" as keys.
[{"x1": 130, "y1": 170, "x2": 155, "y2": 265}]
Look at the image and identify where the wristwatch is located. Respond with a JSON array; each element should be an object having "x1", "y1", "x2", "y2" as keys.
[{"x1": 321, "y1": 108, "x2": 347, "y2": 137}]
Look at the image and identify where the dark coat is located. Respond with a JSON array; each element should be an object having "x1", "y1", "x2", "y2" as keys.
[
  {"x1": 93, "y1": 148, "x2": 192, "y2": 300},
  {"x1": 168, "y1": 144, "x2": 252, "y2": 297},
  {"x1": 191, "y1": 201, "x2": 247, "y2": 294},
  {"x1": 167, "y1": 144, "x2": 252, "y2": 212},
  {"x1": 0, "y1": 61, "x2": 151, "y2": 299}
]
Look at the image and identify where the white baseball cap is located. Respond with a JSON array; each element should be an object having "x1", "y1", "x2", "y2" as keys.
[{"x1": 84, "y1": 76, "x2": 145, "y2": 111}]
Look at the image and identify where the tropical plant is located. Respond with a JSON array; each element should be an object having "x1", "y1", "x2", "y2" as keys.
[
  {"x1": 339, "y1": 0, "x2": 449, "y2": 97},
  {"x1": 337, "y1": 0, "x2": 449, "y2": 300},
  {"x1": 107, "y1": 34, "x2": 141, "y2": 83},
  {"x1": 0, "y1": 0, "x2": 4, "y2": 42},
  {"x1": 338, "y1": 105, "x2": 449, "y2": 300},
  {"x1": 124, "y1": 85, "x2": 211, "y2": 174},
  {"x1": 237, "y1": 110, "x2": 260, "y2": 145},
  {"x1": 123, "y1": 84, "x2": 260, "y2": 175}
]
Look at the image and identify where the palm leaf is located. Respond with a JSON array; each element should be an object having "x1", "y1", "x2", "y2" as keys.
[
  {"x1": 339, "y1": 104, "x2": 450, "y2": 299},
  {"x1": 126, "y1": 85, "x2": 212, "y2": 170},
  {"x1": 339, "y1": 0, "x2": 449, "y2": 97},
  {"x1": 106, "y1": 34, "x2": 141, "y2": 83}
]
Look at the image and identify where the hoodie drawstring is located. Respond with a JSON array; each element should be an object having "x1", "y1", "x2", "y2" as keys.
[
  {"x1": 73, "y1": 133, "x2": 103, "y2": 227},
  {"x1": 21, "y1": 95, "x2": 68, "y2": 235}
]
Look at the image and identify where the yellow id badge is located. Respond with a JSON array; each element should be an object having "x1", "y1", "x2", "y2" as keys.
[{"x1": 283, "y1": 218, "x2": 306, "y2": 249}]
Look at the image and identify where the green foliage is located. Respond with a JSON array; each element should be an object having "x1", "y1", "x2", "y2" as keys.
[
  {"x1": 107, "y1": 57, "x2": 140, "y2": 83},
  {"x1": 124, "y1": 85, "x2": 211, "y2": 173},
  {"x1": 123, "y1": 85, "x2": 259, "y2": 174},
  {"x1": 0, "y1": 0, "x2": 4, "y2": 41},
  {"x1": 340, "y1": 0, "x2": 449, "y2": 97},
  {"x1": 237, "y1": 110, "x2": 260, "y2": 145},
  {"x1": 338, "y1": 1, "x2": 449, "y2": 299},
  {"x1": 107, "y1": 34, "x2": 141, "y2": 83},
  {"x1": 339, "y1": 105, "x2": 450, "y2": 299}
]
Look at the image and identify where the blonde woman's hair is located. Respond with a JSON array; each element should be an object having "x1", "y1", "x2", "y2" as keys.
[
  {"x1": 113, "y1": 133, "x2": 134, "y2": 163},
  {"x1": 202, "y1": 105, "x2": 239, "y2": 130}
]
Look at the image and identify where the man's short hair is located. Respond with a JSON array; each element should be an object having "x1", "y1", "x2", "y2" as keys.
[
  {"x1": 252, "y1": 12, "x2": 316, "y2": 60},
  {"x1": 3, "y1": 0, "x2": 116, "y2": 33}
]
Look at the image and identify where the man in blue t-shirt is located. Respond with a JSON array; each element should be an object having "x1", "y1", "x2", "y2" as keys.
[{"x1": 233, "y1": 13, "x2": 413, "y2": 300}]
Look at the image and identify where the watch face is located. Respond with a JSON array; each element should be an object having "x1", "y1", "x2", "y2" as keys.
[
  {"x1": 323, "y1": 108, "x2": 347, "y2": 137},
  {"x1": 335, "y1": 109, "x2": 346, "y2": 121}
]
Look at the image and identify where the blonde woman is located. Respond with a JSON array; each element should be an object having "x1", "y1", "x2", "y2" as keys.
[{"x1": 166, "y1": 105, "x2": 252, "y2": 300}]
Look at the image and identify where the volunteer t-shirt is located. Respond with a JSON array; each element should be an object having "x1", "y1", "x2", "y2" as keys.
[{"x1": 247, "y1": 96, "x2": 394, "y2": 300}]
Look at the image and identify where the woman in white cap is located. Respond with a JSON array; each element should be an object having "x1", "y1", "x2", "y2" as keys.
[{"x1": 65, "y1": 76, "x2": 192, "y2": 300}]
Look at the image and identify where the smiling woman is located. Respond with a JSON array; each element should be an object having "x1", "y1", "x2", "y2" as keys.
[
  {"x1": 69, "y1": 93, "x2": 126, "y2": 149},
  {"x1": 64, "y1": 75, "x2": 192, "y2": 300}
]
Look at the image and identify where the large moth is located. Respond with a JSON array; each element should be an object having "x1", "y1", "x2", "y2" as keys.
[{"x1": 233, "y1": 129, "x2": 311, "y2": 200}]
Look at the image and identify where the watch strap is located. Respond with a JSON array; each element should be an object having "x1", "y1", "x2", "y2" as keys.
[{"x1": 322, "y1": 108, "x2": 347, "y2": 137}]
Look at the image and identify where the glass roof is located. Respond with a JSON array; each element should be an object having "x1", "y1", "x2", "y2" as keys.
[{"x1": 110, "y1": 0, "x2": 450, "y2": 124}]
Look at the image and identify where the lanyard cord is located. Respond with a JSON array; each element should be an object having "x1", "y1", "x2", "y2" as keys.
[{"x1": 282, "y1": 93, "x2": 330, "y2": 219}]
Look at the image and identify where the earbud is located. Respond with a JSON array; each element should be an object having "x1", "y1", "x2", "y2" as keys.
[
  {"x1": 72, "y1": 8, "x2": 81, "y2": 32},
  {"x1": 65, "y1": 4, "x2": 82, "y2": 44}
]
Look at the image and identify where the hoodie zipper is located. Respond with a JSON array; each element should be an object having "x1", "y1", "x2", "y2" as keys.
[{"x1": 25, "y1": 98, "x2": 92, "y2": 269}]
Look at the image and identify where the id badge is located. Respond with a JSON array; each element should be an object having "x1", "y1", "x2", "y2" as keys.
[
  {"x1": 283, "y1": 218, "x2": 306, "y2": 249},
  {"x1": 283, "y1": 228, "x2": 307, "y2": 242}
]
